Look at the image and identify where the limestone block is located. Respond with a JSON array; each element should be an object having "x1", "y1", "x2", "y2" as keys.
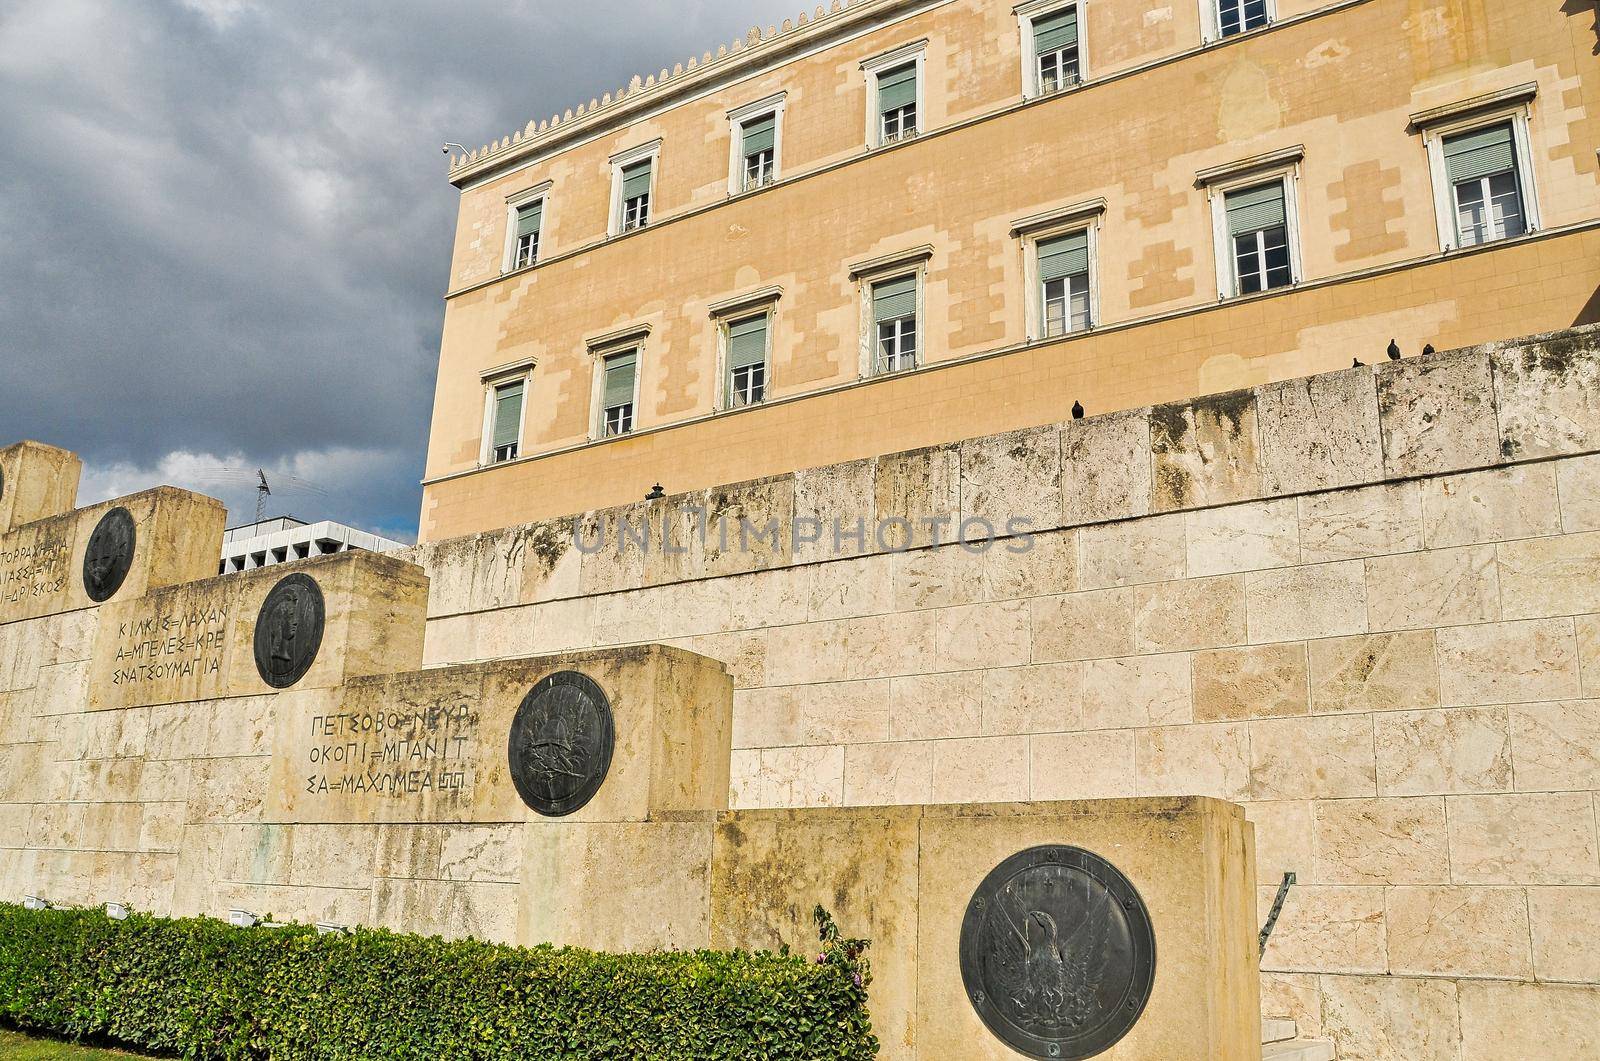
[
  {"x1": 958, "y1": 425, "x2": 1062, "y2": 534},
  {"x1": 1446, "y1": 792, "x2": 1600, "y2": 885},
  {"x1": 1376, "y1": 348, "x2": 1500, "y2": 477},
  {"x1": 1246, "y1": 561, "x2": 1368, "y2": 644},
  {"x1": 1028, "y1": 730, "x2": 1135, "y2": 799},
  {"x1": 806, "y1": 555, "x2": 892, "y2": 622},
  {"x1": 267, "y1": 645, "x2": 732, "y2": 826},
  {"x1": 793, "y1": 458, "x2": 875, "y2": 565},
  {"x1": 1509, "y1": 700, "x2": 1600, "y2": 791},
  {"x1": 889, "y1": 673, "x2": 979, "y2": 741},
  {"x1": 980, "y1": 660, "x2": 1085, "y2": 734},
  {"x1": 415, "y1": 534, "x2": 477, "y2": 616},
  {"x1": 1437, "y1": 618, "x2": 1580, "y2": 707},
  {"x1": 1193, "y1": 643, "x2": 1309, "y2": 722},
  {"x1": 1308, "y1": 631, "x2": 1440, "y2": 714},
  {"x1": 1150, "y1": 390, "x2": 1262, "y2": 512},
  {"x1": 1081, "y1": 653, "x2": 1191, "y2": 729},
  {"x1": 1458, "y1": 981, "x2": 1600, "y2": 1061},
  {"x1": 1257, "y1": 885, "x2": 1386, "y2": 974},
  {"x1": 729, "y1": 565, "x2": 806, "y2": 630},
  {"x1": 779, "y1": 678, "x2": 892, "y2": 745},
  {"x1": 0, "y1": 442, "x2": 81, "y2": 535},
  {"x1": 1259, "y1": 972, "x2": 1323, "y2": 1038},
  {"x1": 520, "y1": 816, "x2": 714, "y2": 951},
  {"x1": 1312, "y1": 797, "x2": 1449, "y2": 885},
  {"x1": 662, "y1": 580, "x2": 737, "y2": 643},
  {"x1": 1244, "y1": 801, "x2": 1313, "y2": 886},
  {"x1": 1528, "y1": 886, "x2": 1600, "y2": 983},
  {"x1": 1499, "y1": 531, "x2": 1600, "y2": 621},
  {"x1": 575, "y1": 502, "x2": 648, "y2": 595},
  {"x1": 372, "y1": 877, "x2": 516, "y2": 943},
  {"x1": 981, "y1": 527, "x2": 1076, "y2": 600},
  {"x1": 756, "y1": 744, "x2": 843, "y2": 807},
  {"x1": 1135, "y1": 722, "x2": 1250, "y2": 801},
  {"x1": 1364, "y1": 545, "x2": 1500, "y2": 631},
  {"x1": 1420, "y1": 464, "x2": 1561, "y2": 548},
  {"x1": 591, "y1": 586, "x2": 664, "y2": 645},
  {"x1": 701, "y1": 475, "x2": 795, "y2": 578},
  {"x1": 1031, "y1": 587, "x2": 1139, "y2": 662},
  {"x1": 933, "y1": 599, "x2": 1029, "y2": 670},
  {"x1": 1060, "y1": 408, "x2": 1153, "y2": 526},
  {"x1": 842, "y1": 740, "x2": 932, "y2": 805},
  {"x1": 673, "y1": 630, "x2": 765, "y2": 688},
  {"x1": 1133, "y1": 575, "x2": 1247, "y2": 654},
  {"x1": 763, "y1": 620, "x2": 850, "y2": 686},
  {"x1": 186, "y1": 756, "x2": 269, "y2": 824},
  {"x1": 1375, "y1": 706, "x2": 1512, "y2": 796},
  {"x1": 1319, "y1": 975, "x2": 1461, "y2": 1061},
  {"x1": 1555, "y1": 453, "x2": 1600, "y2": 532},
  {"x1": 873, "y1": 444, "x2": 961, "y2": 551},
  {"x1": 1386, "y1": 885, "x2": 1532, "y2": 978},
  {"x1": 1492, "y1": 325, "x2": 1600, "y2": 460},
  {"x1": 728, "y1": 749, "x2": 760, "y2": 809},
  {"x1": 1186, "y1": 499, "x2": 1299, "y2": 578},
  {"x1": 1298, "y1": 482, "x2": 1423, "y2": 564},
  {"x1": 891, "y1": 542, "x2": 985, "y2": 611},
  {"x1": 929, "y1": 735, "x2": 1027, "y2": 803},
  {"x1": 730, "y1": 687, "x2": 795, "y2": 749},
  {"x1": 420, "y1": 613, "x2": 475, "y2": 667},
  {"x1": 1250, "y1": 715, "x2": 1376, "y2": 800},
  {"x1": 1256, "y1": 367, "x2": 1383, "y2": 496},
  {"x1": 1079, "y1": 512, "x2": 1187, "y2": 589}
]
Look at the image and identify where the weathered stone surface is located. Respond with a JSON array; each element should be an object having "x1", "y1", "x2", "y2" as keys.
[
  {"x1": 1060, "y1": 407, "x2": 1152, "y2": 525},
  {"x1": 1364, "y1": 545, "x2": 1500, "y2": 631},
  {"x1": 1192, "y1": 643, "x2": 1309, "y2": 722},
  {"x1": 701, "y1": 476, "x2": 795, "y2": 578},
  {"x1": 1133, "y1": 575, "x2": 1247, "y2": 653},
  {"x1": 1308, "y1": 631, "x2": 1439, "y2": 714},
  {"x1": 807, "y1": 554, "x2": 893, "y2": 621},
  {"x1": 1135, "y1": 722, "x2": 1250, "y2": 800},
  {"x1": 0, "y1": 441, "x2": 81, "y2": 536},
  {"x1": 1377, "y1": 348, "x2": 1500, "y2": 477},
  {"x1": 1028, "y1": 730, "x2": 1135, "y2": 799},
  {"x1": 1250, "y1": 714, "x2": 1377, "y2": 800},
  {"x1": 1498, "y1": 531, "x2": 1600, "y2": 621},
  {"x1": 958, "y1": 425, "x2": 1062, "y2": 533},
  {"x1": 933, "y1": 600, "x2": 1029, "y2": 670},
  {"x1": 1555, "y1": 453, "x2": 1600, "y2": 532},
  {"x1": 1436, "y1": 618, "x2": 1580, "y2": 707},
  {"x1": 1320, "y1": 975, "x2": 1461, "y2": 1061},
  {"x1": 1078, "y1": 511, "x2": 1186, "y2": 588},
  {"x1": 928, "y1": 735, "x2": 1027, "y2": 803},
  {"x1": 1258, "y1": 885, "x2": 1386, "y2": 974},
  {"x1": 1386, "y1": 885, "x2": 1532, "y2": 978},
  {"x1": 1151, "y1": 389, "x2": 1262, "y2": 511},
  {"x1": 1030, "y1": 587, "x2": 1135, "y2": 662},
  {"x1": 1420, "y1": 464, "x2": 1561, "y2": 548},
  {"x1": 373, "y1": 877, "x2": 517, "y2": 943},
  {"x1": 1529, "y1": 886, "x2": 1600, "y2": 983},
  {"x1": 1459, "y1": 981, "x2": 1600, "y2": 1060},
  {"x1": 1313, "y1": 797, "x2": 1449, "y2": 885},
  {"x1": 1259, "y1": 973, "x2": 1323, "y2": 1038},
  {"x1": 1509, "y1": 700, "x2": 1600, "y2": 791},
  {"x1": 842, "y1": 741, "x2": 932, "y2": 805},
  {"x1": 792, "y1": 458, "x2": 875, "y2": 566},
  {"x1": 1185, "y1": 499, "x2": 1299, "y2": 578},
  {"x1": 1375, "y1": 706, "x2": 1512, "y2": 795},
  {"x1": 978, "y1": 660, "x2": 1083, "y2": 735},
  {"x1": 890, "y1": 672, "x2": 978, "y2": 740},
  {"x1": 1298, "y1": 482, "x2": 1423, "y2": 563},
  {"x1": 874, "y1": 445, "x2": 961, "y2": 552},
  {"x1": 1256, "y1": 367, "x2": 1383, "y2": 496},
  {"x1": 756, "y1": 744, "x2": 843, "y2": 807},
  {"x1": 890, "y1": 543, "x2": 985, "y2": 611},
  {"x1": 1246, "y1": 560, "x2": 1368, "y2": 643},
  {"x1": 1446, "y1": 792, "x2": 1600, "y2": 885},
  {"x1": 1492, "y1": 326, "x2": 1600, "y2": 460},
  {"x1": 980, "y1": 527, "x2": 1076, "y2": 600},
  {"x1": 1246, "y1": 800, "x2": 1313, "y2": 886},
  {"x1": 1081, "y1": 653, "x2": 1191, "y2": 729}
]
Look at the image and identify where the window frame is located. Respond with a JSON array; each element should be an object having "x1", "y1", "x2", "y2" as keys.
[
  {"x1": 501, "y1": 182, "x2": 552, "y2": 275},
  {"x1": 850, "y1": 247, "x2": 932, "y2": 379},
  {"x1": 607, "y1": 140, "x2": 662, "y2": 238},
  {"x1": 478, "y1": 360, "x2": 534, "y2": 467},
  {"x1": 1417, "y1": 94, "x2": 1540, "y2": 254},
  {"x1": 1015, "y1": 0, "x2": 1088, "y2": 100},
  {"x1": 861, "y1": 41, "x2": 928, "y2": 150},
  {"x1": 1014, "y1": 200, "x2": 1105, "y2": 341},
  {"x1": 588, "y1": 329, "x2": 648, "y2": 441},
  {"x1": 1200, "y1": 0, "x2": 1274, "y2": 43},
  {"x1": 1199, "y1": 150, "x2": 1304, "y2": 300},
  {"x1": 709, "y1": 287, "x2": 782, "y2": 410},
  {"x1": 727, "y1": 93, "x2": 787, "y2": 197}
]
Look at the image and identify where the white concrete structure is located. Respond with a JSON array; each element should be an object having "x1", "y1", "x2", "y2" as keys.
[{"x1": 219, "y1": 516, "x2": 404, "y2": 574}]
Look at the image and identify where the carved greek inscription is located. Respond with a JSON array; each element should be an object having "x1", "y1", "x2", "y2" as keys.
[
  {"x1": 0, "y1": 532, "x2": 72, "y2": 613},
  {"x1": 109, "y1": 604, "x2": 230, "y2": 688},
  {"x1": 302, "y1": 700, "x2": 480, "y2": 801}
]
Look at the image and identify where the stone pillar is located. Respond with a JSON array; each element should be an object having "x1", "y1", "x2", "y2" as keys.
[{"x1": 0, "y1": 441, "x2": 81, "y2": 535}]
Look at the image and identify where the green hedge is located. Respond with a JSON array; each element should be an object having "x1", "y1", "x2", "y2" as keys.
[{"x1": 0, "y1": 904, "x2": 877, "y2": 1060}]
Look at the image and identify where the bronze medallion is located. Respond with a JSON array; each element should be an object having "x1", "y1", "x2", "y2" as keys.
[
  {"x1": 507, "y1": 670, "x2": 615, "y2": 817},
  {"x1": 959, "y1": 845, "x2": 1156, "y2": 1061},
  {"x1": 82, "y1": 507, "x2": 137, "y2": 603},
  {"x1": 253, "y1": 573, "x2": 325, "y2": 689}
]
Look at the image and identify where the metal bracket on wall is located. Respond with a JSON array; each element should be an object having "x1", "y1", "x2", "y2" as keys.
[{"x1": 1258, "y1": 871, "x2": 1296, "y2": 958}]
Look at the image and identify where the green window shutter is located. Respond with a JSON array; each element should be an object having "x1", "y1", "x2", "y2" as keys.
[
  {"x1": 603, "y1": 351, "x2": 637, "y2": 408},
  {"x1": 742, "y1": 115, "x2": 776, "y2": 157},
  {"x1": 727, "y1": 314, "x2": 768, "y2": 371},
  {"x1": 621, "y1": 161, "x2": 652, "y2": 200},
  {"x1": 515, "y1": 201, "x2": 543, "y2": 239},
  {"x1": 1033, "y1": 7, "x2": 1078, "y2": 52},
  {"x1": 1444, "y1": 123, "x2": 1516, "y2": 183},
  {"x1": 492, "y1": 381, "x2": 523, "y2": 448},
  {"x1": 1224, "y1": 181, "x2": 1287, "y2": 237},
  {"x1": 873, "y1": 275, "x2": 917, "y2": 323},
  {"x1": 1038, "y1": 231, "x2": 1089, "y2": 281},
  {"x1": 878, "y1": 63, "x2": 917, "y2": 113}
]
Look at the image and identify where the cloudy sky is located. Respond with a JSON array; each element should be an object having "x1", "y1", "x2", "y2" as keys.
[{"x1": 0, "y1": 0, "x2": 807, "y2": 542}]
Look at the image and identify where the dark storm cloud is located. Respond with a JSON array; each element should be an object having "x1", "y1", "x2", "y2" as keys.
[{"x1": 0, "y1": 0, "x2": 807, "y2": 540}]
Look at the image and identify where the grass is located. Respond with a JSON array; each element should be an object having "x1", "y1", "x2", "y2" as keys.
[{"x1": 0, "y1": 1029, "x2": 152, "y2": 1059}]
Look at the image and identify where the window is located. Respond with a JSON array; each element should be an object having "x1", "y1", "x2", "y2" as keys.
[
  {"x1": 877, "y1": 64, "x2": 918, "y2": 144},
  {"x1": 512, "y1": 200, "x2": 542, "y2": 269},
  {"x1": 725, "y1": 313, "x2": 769, "y2": 407},
  {"x1": 608, "y1": 142, "x2": 660, "y2": 237},
  {"x1": 741, "y1": 115, "x2": 777, "y2": 190},
  {"x1": 1038, "y1": 231, "x2": 1091, "y2": 336},
  {"x1": 1021, "y1": 4, "x2": 1081, "y2": 97},
  {"x1": 620, "y1": 161, "x2": 651, "y2": 232},
  {"x1": 480, "y1": 369, "x2": 530, "y2": 466},
  {"x1": 1443, "y1": 123, "x2": 1526, "y2": 247},
  {"x1": 1223, "y1": 182, "x2": 1293, "y2": 295},
  {"x1": 871, "y1": 275, "x2": 919, "y2": 374},
  {"x1": 727, "y1": 94, "x2": 786, "y2": 196},
  {"x1": 600, "y1": 350, "x2": 638, "y2": 437},
  {"x1": 1214, "y1": 0, "x2": 1269, "y2": 37}
]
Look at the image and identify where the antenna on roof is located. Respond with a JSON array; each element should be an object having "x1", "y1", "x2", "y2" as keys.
[{"x1": 255, "y1": 470, "x2": 272, "y2": 524}]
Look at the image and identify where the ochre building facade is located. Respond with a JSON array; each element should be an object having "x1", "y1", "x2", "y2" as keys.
[{"x1": 422, "y1": 0, "x2": 1600, "y2": 541}]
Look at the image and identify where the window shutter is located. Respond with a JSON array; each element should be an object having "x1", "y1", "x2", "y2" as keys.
[
  {"x1": 1033, "y1": 7, "x2": 1078, "y2": 53},
  {"x1": 603, "y1": 351, "x2": 637, "y2": 408},
  {"x1": 877, "y1": 63, "x2": 917, "y2": 113},
  {"x1": 1443, "y1": 123, "x2": 1516, "y2": 183},
  {"x1": 1038, "y1": 230, "x2": 1089, "y2": 281},
  {"x1": 727, "y1": 314, "x2": 768, "y2": 371},
  {"x1": 742, "y1": 115, "x2": 776, "y2": 157},
  {"x1": 873, "y1": 275, "x2": 918, "y2": 323},
  {"x1": 621, "y1": 161, "x2": 652, "y2": 200},
  {"x1": 1224, "y1": 181, "x2": 1287, "y2": 237},
  {"x1": 492, "y1": 381, "x2": 523, "y2": 448},
  {"x1": 515, "y1": 201, "x2": 542, "y2": 239}
]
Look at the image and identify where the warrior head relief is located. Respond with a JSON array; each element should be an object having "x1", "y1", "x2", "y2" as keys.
[
  {"x1": 252, "y1": 573, "x2": 325, "y2": 689},
  {"x1": 265, "y1": 584, "x2": 305, "y2": 679},
  {"x1": 82, "y1": 507, "x2": 136, "y2": 603},
  {"x1": 508, "y1": 671, "x2": 615, "y2": 817},
  {"x1": 518, "y1": 692, "x2": 595, "y2": 803}
]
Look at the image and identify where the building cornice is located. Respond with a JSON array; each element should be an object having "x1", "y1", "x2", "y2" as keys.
[
  {"x1": 1195, "y1": 145, "x2": 1306, "y2": 186},
  {"x1": 1407, "y1": 82, "x2": 1538, "y2": 131}
]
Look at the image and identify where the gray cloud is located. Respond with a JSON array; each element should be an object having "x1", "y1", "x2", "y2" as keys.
[{"x1": 0, "y1": 0, "x2": 808, "y2": 541}]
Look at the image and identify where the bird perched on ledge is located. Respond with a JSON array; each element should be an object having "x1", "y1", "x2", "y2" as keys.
[
  {"x1": 1422, "y1": 344, "x2": 1435, "y2": 356},
  {"x1": 1353, "y1": 358, "x2": 1364, "y2": 368},
  {"x1": 1387, "y1": 339, "x2": 1401, "y2": 360},
  {"x1": 1071, "y1": 401, "x2": 1085, "y2": 420}
]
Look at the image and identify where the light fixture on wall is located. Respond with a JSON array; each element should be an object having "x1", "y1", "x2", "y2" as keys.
[
  {"x1": 22, "y1": 895, "x2": 50, "y2": 911},
  {"x1": 104, "y1": 901, "x2": 129, "y2": 921},
  {"x1": 228, "y1": 909, "x2": 260, "y2": 928},
  {"x1": 314, "y1": 921, "x2": 349, "y2": 936}
]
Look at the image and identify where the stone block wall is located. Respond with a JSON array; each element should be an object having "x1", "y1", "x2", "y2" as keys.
[{"x1": 408, "y1": 323, "x2": 1600, "y2": 1058}]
